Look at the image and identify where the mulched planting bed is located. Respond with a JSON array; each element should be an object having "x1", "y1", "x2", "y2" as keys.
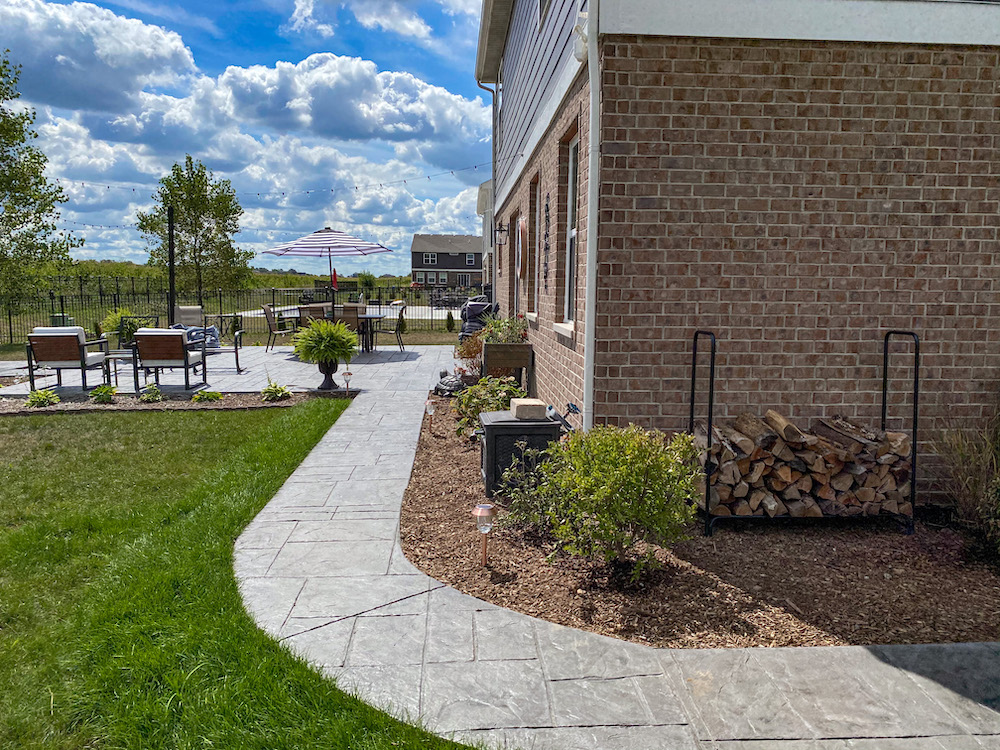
[
  {"x1": 0, "y1": 391, "x2": 349, "y2": 416},
  {"x1": 400, "y1": 394, "x2": 1000, "y2": 649}
]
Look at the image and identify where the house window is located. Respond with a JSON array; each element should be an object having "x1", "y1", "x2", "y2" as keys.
[
  {"x1": 423, "y1": 253, "x2": 437, "y2": 265},
  {"x1": 427, "y1": 272, "x2": 437, "y2": 285},
  {"x1": 466, "y1": 253, "x2": 476, "y2": 266},
  {"x1": 529, "y1": 177, "x2": 540, "y2": 314},
  {"x1": 458, "y1": 273, "x2": 471, "y2": 286},
  {"x1": 415, "y1": 271, "x2": 424, "y2": 284},
  {"x1": 564, "y1": 137, "x2": 579, "y2": 322}
]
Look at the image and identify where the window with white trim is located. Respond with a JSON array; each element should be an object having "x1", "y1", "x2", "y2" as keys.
[
  {"x1": 415, "y1": 271, "x2": 424, "y2": 283},
  {"x1": 426, "y1": 272, "x2": 436, "y2": 285},
  {"x1": 423, "y1": 252, "x2": 437, "y2": 265},
  {"x1": 466, "y1": 253, "x2": 476, "y2": 266},
  {"x1": 564, "y1": 137, "x2": 579, "y2": 322}
]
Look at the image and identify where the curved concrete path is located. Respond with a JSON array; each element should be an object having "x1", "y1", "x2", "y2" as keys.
[{"x1": 235, "y1": 345, "x2": 1000, "y2": 750}]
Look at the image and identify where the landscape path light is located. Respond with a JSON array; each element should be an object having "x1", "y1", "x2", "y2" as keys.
[
  {"x1": 425, "y1": 398, "x2": 435, "y2": 430},
  {"x1": 472, "y1": 503, "x2": 495, "y2": 566}
]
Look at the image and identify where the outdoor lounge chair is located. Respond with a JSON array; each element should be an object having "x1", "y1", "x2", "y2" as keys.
[
  {"x1": 374, "y1": 304, "x2": 405, "y2": 352},
  {"x1": 262, "y1": 304, "x2": 297, "y2": 352},
  {"x1": 26, "y1": 326, "x2": 110, "y2": 391},
  {"x1": 173, "y1": 305, "x2": 204, "y2": 327},
  {"x1": 131, "y1": 328, "x2": 206, "y2": 392}
]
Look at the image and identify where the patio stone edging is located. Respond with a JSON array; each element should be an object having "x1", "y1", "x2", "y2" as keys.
[{"x1": 233, "y1": 345, "x2": 1000, "y2": 750}]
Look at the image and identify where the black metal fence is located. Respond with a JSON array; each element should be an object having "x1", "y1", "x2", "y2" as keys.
[{"x1": 3, "y1": 284, "x2": 486, "y2": 345}]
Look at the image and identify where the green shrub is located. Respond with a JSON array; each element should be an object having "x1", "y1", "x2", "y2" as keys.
[
  {"x1": 446, "y1": 310, "x2": 455, "y2": 333},
  {"x1": 504, "y1": 426, "x2": 701, "y2": 582},
  {"x1": 89, "y1": 385, "x2": 117, "y2": 404},
  {"x1": 99, "y1": 307, "x2": 137, "y2": 341},
  {"x1": 397, "y1": 308, "x2": 407, "y2": 335},
  {"x1": 192, "y1": 391, "x2": 223, "y2": 403},
  {"x1": 357, "y1": 271, "x2": 376, "y2": 290},
  {"x1": 138, "y1": 385, "x2": 163, "y2": 403},
  {"x1": 453, "y1": 376, "x2": 526, "y2": 436},
  {"x1": 261, "y1": 380, "x2": 292, "y2": 403},
  {"x1": 26, "y1": 389, "x2": 60, "y2": 408}
]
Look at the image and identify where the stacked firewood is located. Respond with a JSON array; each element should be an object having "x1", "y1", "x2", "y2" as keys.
[{"x1": 697, "y1": 411, "x2": 913, "y2": 519}]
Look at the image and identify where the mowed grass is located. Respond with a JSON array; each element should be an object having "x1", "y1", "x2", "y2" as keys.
[{"x1": 0, "y1": 404, "x2": 464, "y2": 749}]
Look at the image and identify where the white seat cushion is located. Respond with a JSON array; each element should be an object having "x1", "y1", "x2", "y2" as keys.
[{"x1": 44, "y1": 352, "x2": 106, "y2": 368}]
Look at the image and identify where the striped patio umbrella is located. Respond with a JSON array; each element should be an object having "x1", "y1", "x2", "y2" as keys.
[{"x1": 262, "y1": 227, "x2": 392, "y2": 287}]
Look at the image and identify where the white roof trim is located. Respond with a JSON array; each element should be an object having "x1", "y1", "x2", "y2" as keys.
[{"x1": 601, "y1": 0, "x2": 1000, "y2": 46}]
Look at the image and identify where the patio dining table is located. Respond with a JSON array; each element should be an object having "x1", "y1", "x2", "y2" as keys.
[{"x1": 356, "y1": 313, "x2": 384, "y2": 353}]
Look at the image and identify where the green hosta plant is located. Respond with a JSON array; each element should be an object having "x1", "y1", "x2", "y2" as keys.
[
  {"x1": 192, "y1": 390, "x2": 223, "y2": 403},
  {"x1": 504, "y1": 426, "x2": 701, "y2": 582},
  {"x1": 89, "y1": 384, "x2": 117, "y2": 404},
  {"x1": 138, "y1": 384, "x2": 163, "y2": 403},
  {"x1": 26, "y1": 389, "x2": 60, "y2": 408},
  {"x1": 452, "y1": 376, "x2": 526, "y2": 436},
  {"x1": 261, "y1": 380, "x2": 292, "y2": 403}
]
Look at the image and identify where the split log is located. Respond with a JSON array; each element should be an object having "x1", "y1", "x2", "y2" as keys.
[
  {"x1": 733, "y1": 413, "x2": 779, "y2": 449},
  {"x1": 764, "y1": 409, "x2": 806, "y2": 443}
]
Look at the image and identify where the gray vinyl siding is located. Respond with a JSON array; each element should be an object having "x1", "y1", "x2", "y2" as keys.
[{"x1": 496, "y1": 0, "x2": 584, "y2": 191}]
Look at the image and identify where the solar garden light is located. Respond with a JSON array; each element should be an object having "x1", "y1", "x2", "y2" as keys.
[
  {"x1": 425, "y1": 398, "x2": 435, "y2": 429},
  {"x1": 472, "y1": 503, "x2": 495, "y2": 566},
  {"x1": 342, "y1": 370, "x2": 352, "y2": 394}
]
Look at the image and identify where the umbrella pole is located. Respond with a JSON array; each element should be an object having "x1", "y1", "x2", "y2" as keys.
[{"x1": 328, "y1": 255, "x2": 334, "y2": 300}]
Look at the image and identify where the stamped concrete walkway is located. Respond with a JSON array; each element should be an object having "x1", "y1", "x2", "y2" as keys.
[{"x1": 234, "y1": 345, "x2": 1000, "y2": 750}]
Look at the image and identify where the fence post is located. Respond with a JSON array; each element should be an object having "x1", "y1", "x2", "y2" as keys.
[
  {"x1": 6, "y1": 303, "x2": 12, "y2": 345},
  {"x1": 59, "y1": 295, "x2": 65, "y2": 319},
  {"x1": 218, "y1": 288, "x2": 223, "y2": 314},
  {"x1": 271, "y1": 288, "x2": 276, "y2": 307},
  {"x1": 98, "y1": 277, "x2": 103, "y2": 304}
]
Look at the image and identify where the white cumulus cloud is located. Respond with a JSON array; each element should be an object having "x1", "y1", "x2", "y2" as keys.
[{"x1": 0, "y1": 0, "x2": 195, "y2": 112}]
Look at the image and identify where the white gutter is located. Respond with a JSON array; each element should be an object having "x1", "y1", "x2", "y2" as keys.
[{"x1": 582, "y1": 0, "x2": 599, "y2": 431}]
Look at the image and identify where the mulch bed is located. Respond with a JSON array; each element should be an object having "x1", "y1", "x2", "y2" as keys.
[
  {"x1": 400, "y1": 394, "x2": 1000, "y2": 648},
  {"x1": 0, "y1": 391, "x2": 347, "y2": 416}
]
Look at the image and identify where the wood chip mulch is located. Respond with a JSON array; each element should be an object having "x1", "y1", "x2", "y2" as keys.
[{"x1": 400, "y1": 395, "x2": 1000, "y2": 649}]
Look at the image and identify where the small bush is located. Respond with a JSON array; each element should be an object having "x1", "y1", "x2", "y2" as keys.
[
  {"x1": 89, "y1": 385, "x2": 117, "y2": 404},
  {"x1": 454, "y1": 331, "x2": 483, "y2": 376},
  {"x1": 357, "y1": 271, "x2": 376, "y2": 290},
  {"x1": 446, "y1": 311, "x2": 455, "y2": 333},
  {"x1": 27, "y1": 389, "x2": 60, "y2": 408},
  {"x1": 453, "y1": 376, "x2": 526, "y2": 436},
  {"x1": 192, "y1": 390, "x2": 223, "y2": 403},
  {"x1": 397, "y1": 308, "x2": 407, "y2": 335},
  {"x1": 138, "y1": 385, "x2": 163, "y2": 403},
  {"x1": 504, "y1": 426, "x2": 701, "y2": 582},
  {"x1": 261, "y1": 380, "x2": 292, "y2": 403},
  {"x1": 99, "y1": 307, "x2": 137, "y2": 341}
]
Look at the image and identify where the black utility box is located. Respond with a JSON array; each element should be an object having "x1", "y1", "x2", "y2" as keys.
[{"x1": 479, "y1": 410, "x2": 562, "y2": 497}]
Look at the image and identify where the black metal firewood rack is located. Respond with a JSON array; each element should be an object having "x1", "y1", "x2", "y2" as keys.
[{"x1": 688, "y1": 329, "x2": 920, "y2": 536}]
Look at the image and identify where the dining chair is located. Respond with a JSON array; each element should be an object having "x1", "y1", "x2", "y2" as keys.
[
  {"x1": 298, "y1": 304, "x2": 327, "y2": 328},
  {"x1": 374, "y1": 305, "x2": 406, "y2": 352},
  {"x1": 262, "y1": 304, "x2": 297, "y2": 352}
]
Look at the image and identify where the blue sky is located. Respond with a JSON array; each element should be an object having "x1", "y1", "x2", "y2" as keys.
[{"x1": 1, "y1": 0, "x2": 490, "y2": 276}]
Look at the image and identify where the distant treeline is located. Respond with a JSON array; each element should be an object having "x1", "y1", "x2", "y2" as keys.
[{"x1": 43, "y1": 260, "x2": 409, "y2": 290}]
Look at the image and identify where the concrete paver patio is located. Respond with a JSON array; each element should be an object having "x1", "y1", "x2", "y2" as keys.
[{"x1": 228, "y1": 345, "x2": 1000, "y2": 750}]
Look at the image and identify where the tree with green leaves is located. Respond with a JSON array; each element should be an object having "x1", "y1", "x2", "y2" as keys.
[
  {"x1": 0, "y1": 50, "x2": 78, "y2": 308},
  {"x1": 137, "y1": 155, "x2": 252, "y2": 304}
]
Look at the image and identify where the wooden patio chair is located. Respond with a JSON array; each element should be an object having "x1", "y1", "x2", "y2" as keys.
[
  {"x1": 262, "y1": 304, "x2": 297, "y2": 352},
  {"x1": 132, "y1": 328, "x2": 207, "y2": 392},
  {"x1": 26, "y1": 326, "x2": 110, "y2": 391}
]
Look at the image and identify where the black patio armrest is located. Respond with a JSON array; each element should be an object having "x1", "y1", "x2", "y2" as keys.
[
  {"x1": 234, "y1": 330, "x2": 244, "y2": 348},
  {"x1": 85, "y1": 337, "x2": 110, "y2": 351}
]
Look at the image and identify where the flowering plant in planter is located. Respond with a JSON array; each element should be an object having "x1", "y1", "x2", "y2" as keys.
[{"x1": 455, "y1": 314, "x2": 529, "y2": 381}]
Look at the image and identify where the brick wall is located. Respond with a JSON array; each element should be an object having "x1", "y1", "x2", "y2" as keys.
[
  {"x1": 494, "y1": 72, "x2": 591, "y2": 422},
  {"x1": 596, "y1": 35, "x2": 1000, "y2": 461}
]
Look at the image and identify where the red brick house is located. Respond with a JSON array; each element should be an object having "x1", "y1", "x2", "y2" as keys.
[{"x1": 475, "y1": 0, "x2": 1000, "y2": 467}]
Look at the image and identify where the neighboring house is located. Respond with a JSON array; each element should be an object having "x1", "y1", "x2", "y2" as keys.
[
  {"x1": 409, "y1": 234, "x2": 484, "y2": 287},
  {"x1": 476, "y1": 0, "x2": 1000, "y2": 455}
]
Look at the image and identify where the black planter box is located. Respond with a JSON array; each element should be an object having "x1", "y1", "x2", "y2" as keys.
[{"x1": 479, "y1": 410, "x2": 561, "y2": 497}]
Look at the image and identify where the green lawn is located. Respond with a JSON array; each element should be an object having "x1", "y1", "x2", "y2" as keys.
[{"x1": 0, "y1": 404, "x2": 464, "y2": 749}]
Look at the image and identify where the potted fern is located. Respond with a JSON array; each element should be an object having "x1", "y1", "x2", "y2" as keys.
[{"x1": 293, "y1": 319, "x2": 359, "y2": 390}]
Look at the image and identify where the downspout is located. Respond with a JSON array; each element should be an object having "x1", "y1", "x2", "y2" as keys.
[
  {"x1": 477, "y1": 80, "x2": 498, "y2": 303},
  {"x1": 582, "y1": 0, "x2": 600, "y2": 430}
]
